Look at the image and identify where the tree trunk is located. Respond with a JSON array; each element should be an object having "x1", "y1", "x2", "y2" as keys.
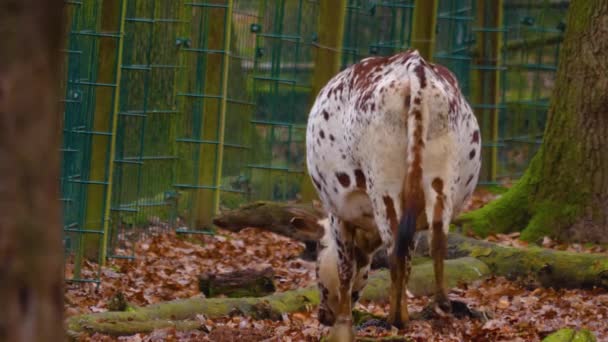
[
  {"x1": 0, "y1": 0, "x2": 65, "y2": 341},
  {"x1": 459, "y1": 0, "x2": 608, "y2": 243}
]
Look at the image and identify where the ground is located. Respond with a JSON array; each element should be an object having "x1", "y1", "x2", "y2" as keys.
[{"x1": 64, "y1": 187, "x2": 608, "y2": 341}]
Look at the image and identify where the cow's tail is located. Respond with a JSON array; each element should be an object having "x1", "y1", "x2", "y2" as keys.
[{"x1": 395, "y1": 58, "x2": 428, "y2": 259}]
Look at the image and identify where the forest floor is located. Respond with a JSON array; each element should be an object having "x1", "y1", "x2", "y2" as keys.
[{"x1": 64, "y1": 187, "x2": 608, "y2": 341}]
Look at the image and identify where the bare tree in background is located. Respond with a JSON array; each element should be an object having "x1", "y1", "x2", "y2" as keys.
[{"x1": 0, "y1": 0, "x2": 66, "y2": 340}]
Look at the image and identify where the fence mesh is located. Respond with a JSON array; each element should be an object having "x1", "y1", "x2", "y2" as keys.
[{"x1": 59, "y1": 0, "x2": 569, "y2": 283}]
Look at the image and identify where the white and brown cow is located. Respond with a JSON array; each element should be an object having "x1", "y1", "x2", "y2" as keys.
[{"x1": 306, "y1": 49, "x2": 481, "y2": 340}]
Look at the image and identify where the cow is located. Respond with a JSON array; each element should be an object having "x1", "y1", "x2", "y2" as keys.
[{"x1": 305, "y1": 49, "x2": 481, "y2": 341}]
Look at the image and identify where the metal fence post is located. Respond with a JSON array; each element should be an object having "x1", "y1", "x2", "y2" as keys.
[
  {"x1": 186, "y1": 0, "x2": 233, "y2": 230},
  {"x1": 412, "y1": 0, "x2": 439, "y2": 60},
  {"x1": 213, "y1": 0, "x2": 234, "y2": 214},
  {"x1": 471, "y1": 0, "x2": 503, "y2": 184},
  {"x1": 100, "y1": 0, "x2": 128, "y2": 265},
  {"x1": 79, "y1": 0, "x2": 127, "y2": 269}
]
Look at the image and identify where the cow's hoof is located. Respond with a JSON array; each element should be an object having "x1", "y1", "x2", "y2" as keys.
[
  {"x1": 434, "y1": 296, "x2": 452, "y2": 313},
  {"x1": 450, "y1": 300, "x2": 491, "y2": 321},
  {"x1": 327, "y1": 323, "x2": 355, "y2": 342}
]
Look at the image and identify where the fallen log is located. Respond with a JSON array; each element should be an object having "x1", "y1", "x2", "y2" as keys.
[
  {"x1": 198, "y1": 267, "x2": 276, "y2": 298},
  {"x1": 418, "y1": 233, "x2": 608, "y2": 290},
  {"x1": 212, "y1": 201, "x2": 325, "y2": 242},
  {"x1": 213, "y1": 201, "x2": 325, "y2": 261},
  {"x1": 66, "y1": 257, "x2": 489, "y2": 337},
  {"x1": 214, "y1": 201, "x2": 608, "y2": 290}
]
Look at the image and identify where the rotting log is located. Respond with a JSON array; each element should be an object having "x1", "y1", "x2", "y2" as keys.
[
  {"x1": 213, "y1": 201, "x2": 608, "y2": 289},
  {"x1": 213, "y1": 201, "x2": 326, "y2": 261},
  {"x1": 199, "y1": 267, "x2": 276, "y2": 298},
  {"x1": 411, "y1": 232, "x2": 608, "y2": 290},
  {"x1": 66, "y1": 257, "x2": 489, "y2": 337},
  {"x1": 213, "y1": 201, "x2": 608, "y2": 290},
  {"x1": 213, "y1": 201, "x2": 325, "y2": 241}
]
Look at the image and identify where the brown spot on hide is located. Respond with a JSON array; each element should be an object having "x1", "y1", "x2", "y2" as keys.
[
  {"x1": 466, "y1": 174, "x2": 474, "y2": 186},
  {"x1": 414, "y1": 97, "x2": 421, "y2": 105},
  {"x1": 413, "y1": 109, "x2": 422, "y2": 121},
  {"x1": 431, "y1": 177, "x2": 447, "y2": 265},
  {"x1": 469, "y1": 149, "x2": 476, "y2": 159},
  {"x1": 414, "y1": 64, "x2": 427, "y2": 88},
  {"x1": 383, "y1": 196, "x2": 398, "y2": 234},
  {"x1": 319, "y1": 130, "x2": 325, "y2": 139},
  {"x1": 352, "y1": 56, "x2": 389, "y2": 91},
  {"x1": 336, "y1": 172, "x2": 351, "y2": 187},
  {"x1": 354, "y1": 169, "x2": 366, "y2": 189},
  {"x1": 471, "y1": 130, "x2": 480, "y2": 144},
  {"x1": 312, "y1": 176, "x2": 322, "y2": 190},
  {"x1": 322, "y1": 110, "x2": 329, "y2": 120},
  {"x1": 431, "y1": 177, "x2": 444, "y2": 195},
  {"x1": 432, "y1": 63, "x2": 458, "y2": 89},
  {"x1": 329, "y1": 134, "x2": 335, "y2": 141}
]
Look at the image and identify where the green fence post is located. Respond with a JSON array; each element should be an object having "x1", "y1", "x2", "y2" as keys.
[
  {"x1": 100, "y1": 0, "x2": 128, "y2": 265},
  {"x1": 412, "y1": 0, "x2": 439, "y2": 60},
  {"x1": 300, "y1": 0, "x2": 347, "y2": 202},
  {"x1": 213, "y1": 0, "x2": 234, "y2": 214},
  {"x1": 471, "y1": 0, "x2": 503, "y2": 183},
  {"x1": 190, "y1": 0, "x2": 232, "y2": 229},
  {"x1": 81, "y1": 0, "x2": 127, "y2": 265}
]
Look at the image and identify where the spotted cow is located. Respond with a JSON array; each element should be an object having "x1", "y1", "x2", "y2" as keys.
[{"x1": 306, "y1": 49, "x2": 481, "y2": 341}]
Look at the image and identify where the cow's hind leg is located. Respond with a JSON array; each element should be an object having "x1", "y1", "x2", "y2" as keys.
[
  {"x1": 351, "y1": 226, "x2": 382, "y2": 307},
  {"x1": 324, "y1": 214, "x2": 356, "y2": 342},
  {"x1": 366, "y1": 192, "x2": 411, "y2": 329},
  {"x1": 428, "y1": 177, "x2": 452, "y2": 311}
]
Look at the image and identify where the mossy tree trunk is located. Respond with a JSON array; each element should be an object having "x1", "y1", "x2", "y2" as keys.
[
  {"x1": 0, "y1": 0, "x2": 65, "y2": 340},
  {"x1": 460, "y1": 0, "x2": 608, "y2": 243}
]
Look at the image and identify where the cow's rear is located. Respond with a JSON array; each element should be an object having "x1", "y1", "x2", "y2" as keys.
[{"x1": 306, "y1": 49, "x2": 481, "y2": 341}]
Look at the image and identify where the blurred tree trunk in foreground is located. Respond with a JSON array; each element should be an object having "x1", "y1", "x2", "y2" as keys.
[
  {"x1": 0, "y1": 0, "x2": 66, "y2": 341},
  {"x1": 460, "y1": 0, "x2": 608, "y2": 243}
]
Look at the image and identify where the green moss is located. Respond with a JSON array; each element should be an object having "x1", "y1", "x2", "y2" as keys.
[
  {"x1": 520, "y1": 201, "x2": 582, "y2": 242},
  {"x1": 454, "y1": 235, "x2": 608, "y2": 290},
  {"x1": 68, "y1": 257, "x2": 489, "y2": 336},
  {"x1": 458, "y1": 172, "x2": 531, "y2": 237},
  {"x1": 542, "y1": 328, "x2": 597, "y2": 342}
]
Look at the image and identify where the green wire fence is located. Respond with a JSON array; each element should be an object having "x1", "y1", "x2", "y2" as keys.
[{"x1": 59, "y1": 0, "x2": 570, "y2": 284}]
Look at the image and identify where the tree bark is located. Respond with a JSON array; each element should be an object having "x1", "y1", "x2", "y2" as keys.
[
  {"x1": 459, "y1": 0, "x2": 608, "y2": 243},
  {"x1": 0, "y1": 0, "x2": 65, "y2": 341}
]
